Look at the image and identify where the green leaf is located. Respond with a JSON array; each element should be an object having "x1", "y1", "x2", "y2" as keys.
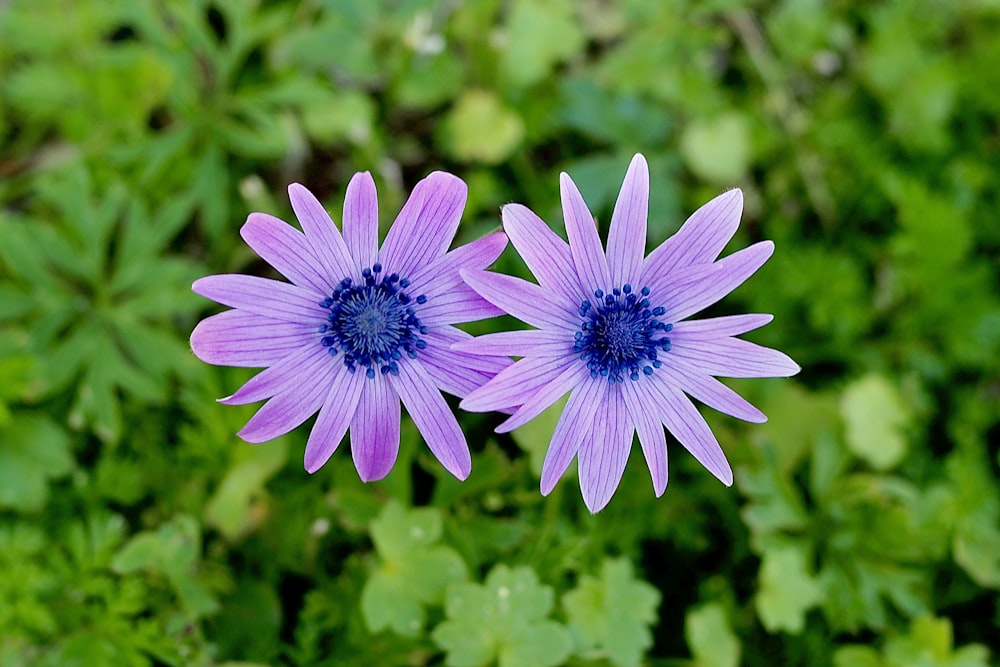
[
  {"x1": 500, "y1": 0, "x2": 585, "y2": 88},
  {"x1": 563, "y1": 558, "x2": 660, "y2": 667},
  {"x1": 0, "y1": 413, "x2": 73, "y2": 512},
  {"x1": 685, "y1": 603, "x2": 741, "y2": 667},
  {"x1": 840, "y1": 374, "x2": 911, "y2": 470},
  {"x1": 755, "y1": 544, "x2": 822, "y2": 634},
  {"x1": 433, "y1": 564, "x2": 571, "y2": 667},
  {"x1": 442, "y1": 90, "x2": 525, "y2": 164},
  {"x1": 361, "y1": 501, "x2": 467, "y2": 636},
  {"x1": 204, "y1": 439, "x2": 289, "y2": 541},
  {"x1": 111, "y1": 515, "x2": 219, "y2": 619},
  {"x1": 679, "y1": 113, "x2": 751, "y2": 183}
]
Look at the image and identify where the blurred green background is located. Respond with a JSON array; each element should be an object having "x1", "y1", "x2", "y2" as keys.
[{"x1": 1, "y1": 0, "x2": 999, "y2": 665}]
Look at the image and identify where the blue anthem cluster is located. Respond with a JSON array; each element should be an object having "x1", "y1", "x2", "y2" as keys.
[
  {"x1": 574, "y1": 284, "x2": 672, "y2": 383},
  {"x1": 318, "y1": 263, "x2": 427, "y2": 378}
]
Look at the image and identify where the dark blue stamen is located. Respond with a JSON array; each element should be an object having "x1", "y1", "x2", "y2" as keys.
[
  {"x1": 319, "y1": 266, "x2": 428, "y2": 379},
  {"x1": 572, "y1": 284, "x2": 673, "y2": 384}
]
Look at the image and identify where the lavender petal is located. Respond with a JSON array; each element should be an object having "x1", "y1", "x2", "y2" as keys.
[
  {"x1": 606, "y1": 154, "x2": 649, "y2": 287},
  {"x1": 461, "y1": 355, "x2": 575, "y2": 413},
  {"x1": 501, "y1": 204, "x2": 584, "y2": 305},
  {"x1": 238, "y1": 359, "x2": 340, "y2": 443},
  {"x1": 461, "y1": 268, "x2": 578, "y2": 330},
  {"x1": 540, "y1": 378, "x2": 604, "y2": 495},
  {"x1": 343, "y1": 171, "x2": 379, "y2": 270},
  {"x1": 240, "y1": 212, "x2": 330, "y2": 294},
  {"x1": 451, "y1": 329, "x2": 571, "y2": 358},
  {"x1": 288, "y1": 183, "x2": 357, "y2": 281},
  {"x1": 622, "y1": 378, "x2": 668, "y2": 496},
  {"x1": 390, "y1": 361, "x2": 472, "y2": 480},
  {"x1": 669, "y1": 336, "x2": 801, "y2": 378},
  {"x1": 191, "y1": 310, "x2": 315, "y2": 368},
  {"x1": 378, "y1": 172, "x2": 467, "y2": 278},
  {"x1": 495, "y1": 362, "x2": 589, "y2": 433},
  {"x1": 663, "y1": 241, "x2": 774, "y2": 322},
  {"x1": 193, "y1": 274, "x2": 328, "y2": 323},
  {"x1": 578, "y1": 384, "x2": 633, "y2": 513},
  {"x1": 645, "y1": 380, "x2": 734, "y2": 485},
  {"x1": 561, "y1": 172, "x2": 611, "y2": 293},
  {"x1": 304, "y1": 368, "x2": 366, "y2": 472},
  {"x1": 351, "y1": 375, "x2": 401, "y2": 482},
  {"x1": 639, "y1": 188, "x2": 743, "y2": 281}
]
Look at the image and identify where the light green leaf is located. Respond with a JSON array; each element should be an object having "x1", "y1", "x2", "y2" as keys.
[
  {"x1": 204, "y1": 439, "x2": 289, "y2": 541},
  {"x1": 0, "y1": 413, "x2": 73, "y2": 512},
  {"x1": 361, "y1": 501, "x2": 467, "y2": 636},
  {"x1": 442, "y1": 90, "x2": 524, "y2": 164},
  {"x1": 433, "y1": 565, "x2": 571, "y2": 667},
  {"x1": 563, "y1": 558, "x2": 660, "y2": 667},
  {"x1": 840, "y1": 374, "x2": 911, "y2": 470},
  {"x1": 755, "y1": 545, "x2": 822, "y2": 633},
  {"x1": 679, "y1": 113, "x2": 751, "y2": 184},
  {"x1": 500, "y1": 0, "x2": 584, "y2": 88},
  {"x1": 685, "y1": 603, "x2": 741, "y2": 667}
]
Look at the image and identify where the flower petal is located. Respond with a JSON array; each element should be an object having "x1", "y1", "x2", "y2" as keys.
[
  {"x1": 670, "y1": 313, "x2": 773, "y2": 338},
  {"x1": 343, "y1": 171, "x2": 379, "y2": 270},
  {"x1": 502, "y1": 204, "x2": 582, "y2": 305},
  {"x1": 408, "y1": 231, "x2": 508, "y2": 298},
  {"x1": 622, "y1": 378, "x2": 668, "y2": 496},
  {"x1": 451, "y1": 329, "x2": 571, "y2": 358},
  {"x1": 561, "y1": 172, "x2": 611, "y2": 292},
  {"x1": 390, "y1": 360, "x2": 471, "y2": 480},
  {"x1": 578, "y1": 384, "x2": 633, "y2": 513},
  {"x1": 192, "y1": 274, "x2": 328, "y2": 322},
  {"x1": 659, "y1": 358, "x2": 767, "y2": 422},
  {"x1": 461, "y1": 269, "x2": 578, "y2": 330},
  {"x1": 607, "y1": 154, "x2": 649, "y2": 287},
  {"x1": 669, "y1": 336, "x2": 800, "y2": 378},
  {"x1": 663, "y1": 241, "x2": 774, "y2": 322},
  {"x1": 238, "y1": 359, "x2": 340, "y2": 443},
  {"x1": 191, "y1": 310, "x2": 315, "y2": 368},
  {"x1": 219, "y1": 343, "x2": 324, "y2": 405},
  {"x1": 351, "y1": 375, "x2": 401, "y2": 481},
  {"x1": 640, "y1": 188, "x2": 743, "y2": 281},
  {"x1": 288, "y1": 183, "x2": 357, "y2": 281},
  {"x1": 646, "y1": 380, "x2": 733, "y2": 485},
  {"x1": 240, "y1": 213, "x2": 330, "y2": 294},
  {"x1": 540, "y1": 377, "x2": 604, "y2": 495},
  {"x1": 304, "y1": 368, "x2": 365, "y2": 472},
  {"x1": 419, "y1": 327, "x2": 511, "y2": 398},
  {"x1": 417, "y1": 285, "x2": 506, "y2": 327},
  {"x1": 495, "y1": 362, "x2": 589, "y2": 433},
  {"x1": 462, "y1": 355, "x2": 575, "y2": 413},
  {"x1": 379, "y1": 172, "x2": 467, "y2": 278}
]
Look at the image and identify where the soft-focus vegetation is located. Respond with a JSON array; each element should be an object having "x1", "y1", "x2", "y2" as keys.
[{"x1": 1, "y1": 1, "x2": 999, "y2": 665}]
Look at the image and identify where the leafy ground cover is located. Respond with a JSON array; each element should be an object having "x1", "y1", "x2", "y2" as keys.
[{"x1": 1, "y1": 1, "x2": 998, "y2": 665}]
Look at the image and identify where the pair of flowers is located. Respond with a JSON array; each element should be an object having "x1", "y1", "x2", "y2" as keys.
[{"x1": 191, "y1": 155, "x2": 798, "y2": 512}]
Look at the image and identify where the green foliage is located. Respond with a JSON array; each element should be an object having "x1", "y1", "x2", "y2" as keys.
[
  {"x1": 1, "y1": 0, "x2": 999, "y2": 664},
  {"x1": 433, "y1": 564, "x2": 571, "y2": 667},
  {"x1": 362, "y1": 500, "x2": 467, "y2": 636},
  {"x1": 563, "y1": 558, "x2": 661, "y2": 667}
]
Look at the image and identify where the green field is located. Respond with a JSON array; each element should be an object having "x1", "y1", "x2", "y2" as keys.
[{"x1": 1, "y1": 1, "x2": 999, "y2": 665}]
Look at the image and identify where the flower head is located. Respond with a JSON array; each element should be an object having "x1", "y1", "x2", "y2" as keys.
[
  {"x1": 191, "y1": 172, "x2": 509, "y2": 481},
  {"x1": 458, "y1": 154, "x2": 799, "y2": 512}
]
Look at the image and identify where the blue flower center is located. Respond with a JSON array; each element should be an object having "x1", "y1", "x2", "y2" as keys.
[
  {"x1": 318, "y1": 263, "x2": 428, "y2": 379},
  {"x1": 573, "y1": 284, "x2": 672, "y2": 383}
]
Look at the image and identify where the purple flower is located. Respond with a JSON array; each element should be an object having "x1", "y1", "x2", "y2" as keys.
[
  {"x1": 191, "y1": 172, "x2": 509, "y2": 481},
  {"x1": 458, "y1": 154, "x2": 800, "y2": 512}
]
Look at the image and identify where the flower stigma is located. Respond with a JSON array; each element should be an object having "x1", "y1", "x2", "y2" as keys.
[
  {"x1": 573, "y1": 283, "x2": 672, "y2": 383},
  {"x1": 318, "y1": 263, "x2": 428, "y2": 378}
]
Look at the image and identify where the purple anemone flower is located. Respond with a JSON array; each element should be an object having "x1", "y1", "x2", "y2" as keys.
[
  {"x1": 458, "y1": 154, "x2": 800, "y2": 512},
  {"x1": 191, "y1": 172, "x2": 509, "y2": 481}
]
